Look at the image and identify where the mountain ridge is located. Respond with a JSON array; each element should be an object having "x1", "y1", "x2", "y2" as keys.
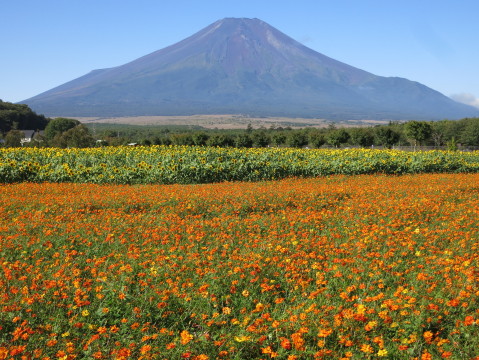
[{"x1": 21, "y1": 17, "x2": 479, "y2": 120}]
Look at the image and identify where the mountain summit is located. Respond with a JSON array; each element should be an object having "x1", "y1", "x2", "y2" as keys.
[{"x1": 22, "y1": 18, "x2": 478, "y2": 120}]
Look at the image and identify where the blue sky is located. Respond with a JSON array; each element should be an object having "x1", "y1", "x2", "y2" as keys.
[{"x1": 2, "y1": 0, "x2": 479, "y2": 108}]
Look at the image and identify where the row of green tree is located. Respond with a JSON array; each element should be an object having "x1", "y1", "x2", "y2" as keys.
[
  {"x1": 86, "y1": 118, "x2": 479, "y2": 149},
  {"x1": 2, "y1": 99, "x2": 479, "y2": 149}
]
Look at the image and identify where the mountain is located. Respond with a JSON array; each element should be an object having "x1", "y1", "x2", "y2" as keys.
[{"x1": 21, "y1": 18, "x2": 479, "y2": 120}]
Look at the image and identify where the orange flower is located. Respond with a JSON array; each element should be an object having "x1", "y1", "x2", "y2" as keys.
[
  {"x1": 116, "y1": 348, "x2": 131, "y2": 358},
  {"x1": 318, "y1": 328, "x2": 333, "y2": 337},
  {"x1": 3, "y1": 173, "x2": 479, "y2": 359},
  {"x1": 464, "y1": 315, "x2": 475, "y2": 326},
  {"x1": 423, "y1": 331, "x2": 434, "y2": 344},
  {"x1": 360, "y1": 344, "x2": 374, "y2": 354},
  {"x1": 46, "y1": 339, "x2": 58, "y2": 347},
  {"x1": 291, "y1": 332, "x2": 305, "y2": 351},
  {"x1": 0, "y1": 348, "x2": 7, "y2": 360},
  {"x1": 261, "y1": 346, "x2": 278, "y2": 356},
  {"x1": 447, "y1": 299, "x2": 460, "y2": 307},
  {"x1": 140, "y1": 345, "x2": 151, "y2": 355},
  {"x1": 280, "y1": 337, "x2": 291, "y2": 350},
  {"x1": 421, "y1": 351, "x2": 433, "y2": 360},
  {"x1": 110, "y1": 325, "x2": 119, "y2": 333},
  {"x1": 180, "y1": 330, "x2": 193, "y2": 345}
]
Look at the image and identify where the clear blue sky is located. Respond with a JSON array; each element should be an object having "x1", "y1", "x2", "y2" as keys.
[{"x1": 2, "y1": 0, "x2": 479, "y2": 108}]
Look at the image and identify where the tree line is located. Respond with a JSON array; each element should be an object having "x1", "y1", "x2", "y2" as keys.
[
  {"x1": 85, "y1": 118, "x2": 479, "y2": 150},
  {"x1": 2, "y1": 99, "x2": 479, "y2": 149}
]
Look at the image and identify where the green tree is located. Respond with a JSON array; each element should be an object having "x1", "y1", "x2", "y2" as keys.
[
  {"x1": 430, "y1": 121, "x2": 449, "y2": 147},
  {"x1": 206, "y1": 134, "x2": 235, "y2": 147},
  {"x1": 192, "y1": 132, "x2": 209, "y2": 146},
  {"x1": 460, "y1": 118, "x2": 479, "y2": 147},
  {"x1": 44, "y1": 118, "x2": 80, "y2": 140},
  {"x1": 4, "y1": 129, "x2": 24, "y2": 147},
  {"x1": 286, "y1": 131, "x2": 308, "y2": 148},
  {"x1": 404, "y1": 121, "x2": 432, "y2": 148},
  {"x1": 52, "y1": 125, "x2": 95, "y2": 148},
  {"x1": 271, "y1": 132, "x2": 287, "y2": 147},
  {"x1": 308, "y1": 129, "x2": 326, "y2": 148},
  {"x1": 326, "y1": 129, "x2": 350, "y2": 148},
  {"x1": 375, "y1": 127, "x2": 400, "y2": 149},
  {"x1": 349, "y1": 128, "x2": 374, "y2": 147},
  {"x1": 235, "y1": 133, "x2": 253, "y2": 148},
  {"x1": 251, "y1": 131, "x2": 269, "y2": 147},
  {"x1": 159, "y1": 136, "x2": 172, "y2": 146},
  {"x1": 170, "y1": 133, "x2": 194, "y2": 146}
]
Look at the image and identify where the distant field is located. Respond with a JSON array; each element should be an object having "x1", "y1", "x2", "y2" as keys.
[{"x1": 73, "y1": 114, "x2": 383, "y2": 129}]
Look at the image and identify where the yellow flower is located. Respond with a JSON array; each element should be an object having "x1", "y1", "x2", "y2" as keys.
[
  {"x1": 254, "y1": 303, "x2": 264, "y2": 312},
  {"x1": 82, "y1": 309, "x2": 90, "y2": 317},
  {"x1": 234, "y1": 335, "x2": 251, "y2": 342},
  {"x1": 365, "y1": 321, "x2": 378, "y2": 331},
  {"x1": 222, "y1": 306, "x2": 231, "y2": 315},
  {"x1": 356, "y1": 304, "x2": 366, "y2": 315},
  {"x1": 377, "y1": 349, "x2": 388, "y2": 357}
]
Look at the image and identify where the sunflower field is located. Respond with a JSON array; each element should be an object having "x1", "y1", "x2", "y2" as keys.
[{"x1": 2, "y1": 146, "x2": 479, "y2": 184}]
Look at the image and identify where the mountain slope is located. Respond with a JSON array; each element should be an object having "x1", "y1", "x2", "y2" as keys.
[{"x1": 22, "y1": 18, "x2": 479, "y2": 120}]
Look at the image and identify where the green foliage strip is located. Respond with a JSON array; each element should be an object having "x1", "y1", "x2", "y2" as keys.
[{"x1": 1, "y1": 146, "x2": 479, "y2": 184}]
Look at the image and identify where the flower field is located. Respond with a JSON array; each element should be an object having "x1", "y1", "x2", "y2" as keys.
[
  {"x1": 1, "y1": 174, "x2": 479, "y2": 359},
  {"x1": 2, "y1": 146, "x2": 479, "y2": 184}
]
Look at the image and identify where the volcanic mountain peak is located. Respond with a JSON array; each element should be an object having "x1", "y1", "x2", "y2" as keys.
[{"x1": 22, "y1": 17, "x2": 479, "y2": 120}]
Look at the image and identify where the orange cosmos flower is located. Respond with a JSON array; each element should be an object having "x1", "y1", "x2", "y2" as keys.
[
  {"x1": 291, "y1": 332, "x2": 305, "y2": 351},
  {"x1": 423, "y1": 331, "x2": 434, "y2": 344},
  {"x1": 0, "y1": 348, "x2": 7, "y2": 360},
  {"x1": 464, "y1": 315, "x2": 475, "y2": 326},
  {"x1": 421, "y1": 351, "x2": 433, "y2": 360},
  {"x1": 140, "y1": 345, "x2": 151, "y2": 355},
  {"x1": 280, "y1": 337, "x2": 292, "y2": 350},
  {"x1": 360, "y1": 344, "x2": 374, "y2": 354},
  {"x1": 180, "y1": 330, "x2": 193, "y2": 345}
]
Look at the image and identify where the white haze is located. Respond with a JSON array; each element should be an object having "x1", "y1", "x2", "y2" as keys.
[{"x1": 450, "y1": 93, "x2": 479, "y2": 109}]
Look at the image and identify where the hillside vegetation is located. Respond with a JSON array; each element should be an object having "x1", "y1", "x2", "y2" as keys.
[{"x1": 0, "y1": 100, "x2": 48, "y2": 133}]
